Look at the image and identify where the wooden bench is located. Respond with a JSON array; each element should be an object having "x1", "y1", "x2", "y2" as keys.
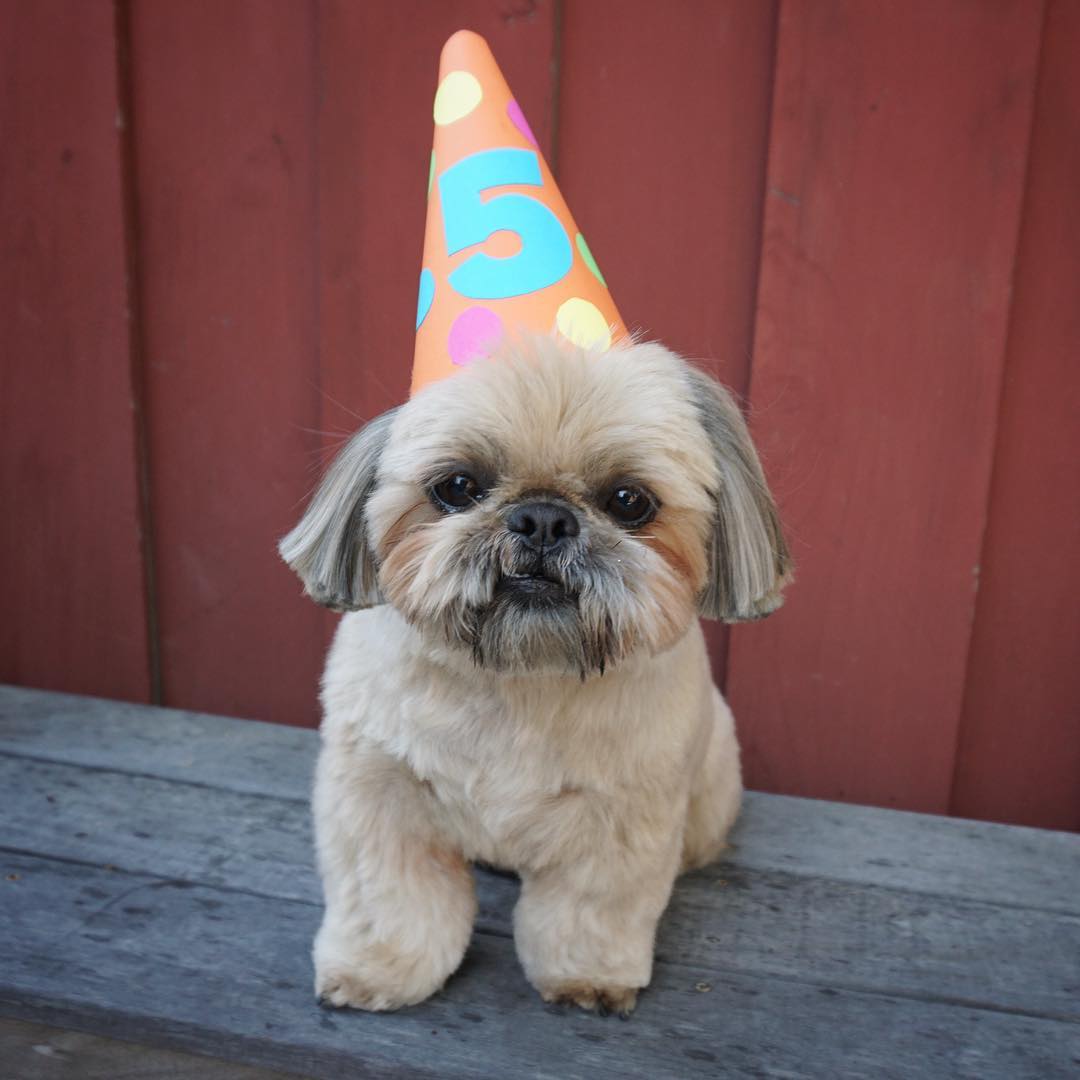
[{"x1": 1, "y1": 685, "x2": 1077, "y2": 1078}]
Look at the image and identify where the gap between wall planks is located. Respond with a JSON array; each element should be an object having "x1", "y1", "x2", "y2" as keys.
[
  {"x1": 726, "y1": 0, "x2": 1046, "y2": 814},
  {"x1": 0, "y1": 0, "x2": 151, "y2": 702},
  {"x1": 556, "y1": 0, "x2": 779, "y2": 687},
  {"x1": 951, "y1": 0, "x2": 1080, "y2": 832},
  {"x1": 125, "y1": 0, "x2": 327, "y2": 725}
]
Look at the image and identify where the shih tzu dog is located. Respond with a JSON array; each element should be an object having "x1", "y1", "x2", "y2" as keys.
[{"x1": 280, "y1": 332, "x2": 790, "y2": 1017}]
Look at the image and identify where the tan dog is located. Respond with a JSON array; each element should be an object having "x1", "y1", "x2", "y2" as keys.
[{"x1": 280, "y1": 333, "x2": 790, "y2": 1016}]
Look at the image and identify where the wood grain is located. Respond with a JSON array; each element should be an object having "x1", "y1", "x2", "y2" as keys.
[
  {"x1": 950, "y1": 0, "x2": 1080, "y2": 832},
  {"x1": 727, "y1": 0, "x2": 1044, "y2": 812},
  {"x1": 4, "y1": 855, "x2": 1077, "y2": 1079},
  {"x1": 2, "y1": 691, "x2": 1078, "y2": 1076},
  {"x1": 3, "y1": 751, "x2": 1078, "y2": 1023},
  {"x1": 0, "y1": 1016, "x2": 302, "y2": 1080},
  {"x1": 127, "y1": 1, "x2": 326, "y2": 726},
  {"x1": 0, "y1": 0, "x2": 150, "y2": 701},
  {"x1": 3, "y1": 685, "x2": 1074, "y2": 910}
]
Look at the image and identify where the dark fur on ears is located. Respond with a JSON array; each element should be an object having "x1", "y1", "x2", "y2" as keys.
[
  {"x1": 684, "y1": 368, "x2": 792, "y2": 621},
  {"x1": 278, "y1": 408, "x2": 398, "y2": 611}
]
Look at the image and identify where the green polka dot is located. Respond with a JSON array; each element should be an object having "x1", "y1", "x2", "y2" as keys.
[
  {"x1": 428, "y1": 150, "x2": 436, "y2": 197},
  {"x1": 576, "y1": 233, "x2": 606, "y2": 287}
]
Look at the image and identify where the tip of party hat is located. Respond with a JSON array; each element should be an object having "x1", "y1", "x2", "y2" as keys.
[
  {"x1": 411, "y1": 30, "x2": 626, "y2": 396},
  {"x1": 440, "y1": 28, "x2": 488, "y2": 65}
]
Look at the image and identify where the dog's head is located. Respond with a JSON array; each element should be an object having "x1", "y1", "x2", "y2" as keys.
[{"x1": 281, "y1": 335, "x2": 790, "y2": 676}]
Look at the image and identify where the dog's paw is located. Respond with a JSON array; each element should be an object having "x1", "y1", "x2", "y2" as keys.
[
  {"x1": 314, "y1": 940, "x2": 449, "y2": 1012},
  {"x1": 539, "y1": 979, "x2": 640, "y2": 1018},
  {"x1": 316, "y1": 966, "x2": 405, "y2": 1012}
]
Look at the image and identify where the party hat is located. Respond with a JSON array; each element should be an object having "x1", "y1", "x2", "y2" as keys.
[{"x1": 411, "y1": 30, "x2": 626, "y2": 395}]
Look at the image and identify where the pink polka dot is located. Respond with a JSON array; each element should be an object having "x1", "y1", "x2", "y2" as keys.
[
  {"x1": 448, "y1": 307, "x2": 505, "y2": 366},
  {"x1": 507, "y1": 99, "x2": 538, "y2": 148}
]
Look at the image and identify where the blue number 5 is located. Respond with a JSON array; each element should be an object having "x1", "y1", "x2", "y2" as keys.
[{"x1": 439, "y1": 148, "x2": 572, "y2": 300}]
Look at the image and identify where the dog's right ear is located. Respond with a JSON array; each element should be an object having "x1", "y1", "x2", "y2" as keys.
[{"x1": 278, "y1": 408, "x2": 398, "y2": 611}]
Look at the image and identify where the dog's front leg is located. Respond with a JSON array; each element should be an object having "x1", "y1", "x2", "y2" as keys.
[
  {"x1": 311, "y1": 738, "x2": 476, "y2": 1011},
  {"x1": 513, "y1": 818, "x2": 682, "y2": 1017}
]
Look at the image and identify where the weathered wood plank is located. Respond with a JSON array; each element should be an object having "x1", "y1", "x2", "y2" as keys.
[
  {"x1": 0, "y1": 0, "x2": 151, "y2": 702},
  {"x1": 950, "y1": 0, "x2": 1080, "y2": 832},
  {"x1": 0, "y1": 686, "x2": 313, "y2": 800},
  {"x1": 3, "y1": 853, "x2": 1076, "y2": 1080},
  {"x1": 731, "y1": 793, "x2": 1080, "y2": 917},
  {"x1": 2, "y1": 751, "x2": 1078, "y2": 1023},
  {"x1": 728, "y1": 0, "x2": 1044, "y2": 812},
  {"x1": 127, "y1": 0, "x2": 326, "y2": 727},
  {"x1": 2, "y1": 686, "x2": 1076, "y2": 913},
  {"x1": 0, "y1": 1016, "x2": 304, "y2": 1080}
]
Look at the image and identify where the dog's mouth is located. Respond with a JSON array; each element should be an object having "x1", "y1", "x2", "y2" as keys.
[{"x1": 494, "y1": 568, "x2": 571, "y2": 602}]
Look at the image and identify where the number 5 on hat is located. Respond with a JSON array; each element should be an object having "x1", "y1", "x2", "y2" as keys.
[{"x1": 440, "y1": 148, "x2": 573, "y2": 301}]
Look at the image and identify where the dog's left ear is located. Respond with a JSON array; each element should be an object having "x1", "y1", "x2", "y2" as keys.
[
  {"x1": 685, "y1": 367, "x2": 792, "y2": 622},
  {"x1": 278, "y1": 408, "x2": 398, "y2": 611}
]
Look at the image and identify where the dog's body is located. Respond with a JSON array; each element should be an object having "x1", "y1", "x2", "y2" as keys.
[{"x1": 282, "y1": 335, "x2": 789, "y2": 1016}]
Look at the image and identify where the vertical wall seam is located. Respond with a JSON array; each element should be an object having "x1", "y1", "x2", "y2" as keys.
[
  {"x1": 717, "y1": 0, "x2": 782, "y2": 693},
  {"x1": 112, "y1": 0, "x2": 162, "y2": 704},
  {"x1": 742, "y1": 0, "x2": 782, "y2": 408},
  {"x1": 946, "y1": 0, "x2": 1050, "y2": 817},
  {"x1": 548, "y1": 0, "x2": 565, "y2": 177},
  {"x1": 310, "y1": 0, "x2": 331, "y2": 654}
]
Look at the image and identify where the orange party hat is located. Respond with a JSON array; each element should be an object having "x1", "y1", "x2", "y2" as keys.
[{"x1": 411, "y1": 30, "x2": 626, "y2": 395}]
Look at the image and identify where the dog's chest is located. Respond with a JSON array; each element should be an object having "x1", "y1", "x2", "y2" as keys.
[{"x1": 375, "y1": 685, "x2": 625, "y2": 865}]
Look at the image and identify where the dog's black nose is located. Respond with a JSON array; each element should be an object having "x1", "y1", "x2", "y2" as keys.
[{"x1": 506, "y1": 501, "x2": 580, "y2": 550}]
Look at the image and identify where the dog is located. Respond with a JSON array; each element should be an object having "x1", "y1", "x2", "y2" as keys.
[{"x1": 279, "y1": 332, "x2": 790, "y2": 1016}]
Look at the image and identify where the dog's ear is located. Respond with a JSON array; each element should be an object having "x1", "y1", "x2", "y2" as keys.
[
  {"x1": 685, "y1": 368, "x2": 792, "y2": 622},
  {"x1": 278, "y1": 408, "x2": 398, "y2": 611}
]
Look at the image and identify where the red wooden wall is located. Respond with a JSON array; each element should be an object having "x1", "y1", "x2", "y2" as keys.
[{"x1": 2, "y1": 0, "x2": 1076, "y2": 831}]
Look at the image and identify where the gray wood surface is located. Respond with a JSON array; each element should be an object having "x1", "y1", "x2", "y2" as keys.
[
  {"x1": 1, "y1": 685, "x2": 1078, "y2": 1078},
  {"x1": 2, "y1": 685, "x2": 1074, "y2": 911},
  {"x1": 0, "y1": 1017, "x2": 304, "y2": 1080}
]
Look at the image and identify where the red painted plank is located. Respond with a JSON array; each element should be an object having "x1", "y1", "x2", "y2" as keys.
[
  {"x1": 129, "y1": 2, "x2": 325, "y2": 725},
  {"x1": 557, "y1": 0, "x2": 776, "y2": 394},
  {"x1": 556, "y1": 0, "x2": 778, "y2": 683},
  {"x1": 0, "y1": 1, "x2": 151, "y2": 701},
  {"x1": 951, "y1": 0, "x2": 1080, "y2": 832},
  {"x1": 316, "y1": 0, "x2": 560, "y2": 433},
  {"x1": 727, "y1": 1, "x2": 1043, "y2": 812},
  {"x1": 309, "y1": 3, "x2": 559, "y2": 720}
]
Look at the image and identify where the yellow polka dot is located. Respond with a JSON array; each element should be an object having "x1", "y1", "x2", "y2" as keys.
[
  {"x1": 556, "y1": 298, "x2": 611, "y2": 351},
  {"x1": 433, "y1": 71, "x2": 483, "y2": 126}
]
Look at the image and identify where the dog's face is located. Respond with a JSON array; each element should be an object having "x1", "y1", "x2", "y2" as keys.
[{"x1": 281, "y1": 335, "x2": 790, "y2": 676}]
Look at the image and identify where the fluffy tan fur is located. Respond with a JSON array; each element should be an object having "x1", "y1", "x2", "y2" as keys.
[{"x1": 281, "y1": 334, "x2": 790, "y2": 1016}]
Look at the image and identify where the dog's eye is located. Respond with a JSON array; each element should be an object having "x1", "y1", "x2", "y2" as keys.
[
  {"x1": 605, "y1": 484, "x2": 657, "y2": 528},
  {"x1": 431, "y1": 473, "x2": 486, "y2": 512}
]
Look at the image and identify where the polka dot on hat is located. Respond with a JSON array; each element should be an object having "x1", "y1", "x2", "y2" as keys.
[
  {"x1": 448, "y1": 306, "x2": 505, "y2": 365},
  {"x1": 575, "y1": 233, "x2": 606, "y2": 287},
  {"x1": 506, "y1": 100, "x2": 538, "y2": 148},
  {"x1": 416, "y1": 269, "x2": 435, "y2": 331},
  {"x1": 434, "y1": 71, "x2": 482, "y2": 126},
  {"x1": 556, "y1": 297, "x2": 611, "y2": 351}
]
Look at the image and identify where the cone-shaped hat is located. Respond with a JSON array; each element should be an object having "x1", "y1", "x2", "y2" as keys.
[{"x1": 411, "y1": 30, "x2": 626, "y2": 395}]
